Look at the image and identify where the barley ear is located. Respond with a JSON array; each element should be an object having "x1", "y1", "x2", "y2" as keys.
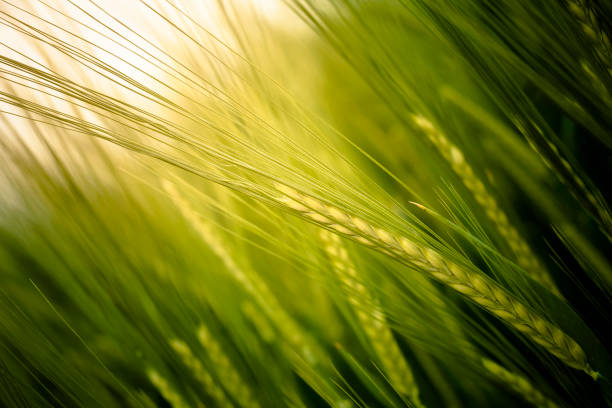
[
  {"x1": 483, "y1": 359, "x2": 560, "y2": 408},
  {"x1": 170, "y1": 339, "x2": 235, "y2": 408},
  {"x1": 320, "y1": 230, "x2": 423, "y2": 407},
  {"x1": 146, "y1": 368, "x2": 190, "y2": 408},
  {"x1": 412, "y1": 115, "x2": 561, "y2": 298},
  {"x1": 567, "y1": 0, "x2": 611, "y2": 67},
  {"x1": 274, "y1": 184, "x2": 597, "y2": 379},
  {"x1": 197, "y1": 325, "x2": 261, "y2": 408}
]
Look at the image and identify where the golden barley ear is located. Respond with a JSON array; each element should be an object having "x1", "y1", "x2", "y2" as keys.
[{"x1": 275, "y1": 184, "x2": 597, "y2": 379}]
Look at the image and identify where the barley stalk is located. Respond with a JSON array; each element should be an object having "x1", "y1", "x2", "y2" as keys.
[
  {"x1": 482, "y1": 359, "x2": 560, "y2": 408},
  {"x1": 163, "y1": 181, "x2": 317, "y2": 365},
  {"x1": 164, "y1": 181, "x2": 352, "y2": 406},
  {"x1": 197, "y1": 325, "x2": 261, "y2": 408},
  {"x1": 130, "y1": 391, "x2": 157, "y2": 408},
  {"x1": 412, "y1": 115, "x2": 562, "y2": 297},
  {"x1": 274, "y1": 183, "x2": 597, "y2": 379},
  {"x1": 241, "y1": 302, "x2": 276, "y2": 343},
  {"x1": 170, "y1": 339, "x2": 235, "y2": 408},
  {"x1": 515, "y1": 119, "x2": 612, "y2": 239},
  {"x1": 320, "y1": 230, "x2": 423, "y2": 407},
  {"x1": 162, "y1": 181, "x2": 256, "y2": 294}
]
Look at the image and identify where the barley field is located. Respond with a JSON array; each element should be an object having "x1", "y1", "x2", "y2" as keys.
[{"x1": 1, "y1": 1, "x2": 611, "y2": 407}]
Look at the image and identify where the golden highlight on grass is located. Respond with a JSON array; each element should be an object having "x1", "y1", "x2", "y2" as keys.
[
  {"x1": 482, "y1": 359, "x2": 560, "y2": 408},
  {"x1": 412, "y1": 115, "x2": 561, "y2": 297},
  {"x1": 320, "y1": 230, "x2": 422, "y2": 407},
  {"x1": 275, "y1": 183, "x2": 597, "y2": 379}
]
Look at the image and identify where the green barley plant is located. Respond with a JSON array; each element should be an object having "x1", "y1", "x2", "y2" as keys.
[
  {"x1": 170, "y1": 338, "x2": 235, "y2": 408},
  {"x1": 147, "y1": 369, "x2": 191, "y2": 408},
  {"x1": 320, "y1": 229, "x2": 422, "y2": 407},
  {"x1": 1, "y1": 0, "x2": 611, "y2": 407},
  {"x1": 482, "y1": 359, "x2": 560, "y2": 408}
]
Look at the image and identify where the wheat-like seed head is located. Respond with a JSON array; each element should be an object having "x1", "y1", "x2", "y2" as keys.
[
  {"x1": 567, "y1": 0, "x2": 611, "y2": 68},
  {"x1": 170, "y1": 339, "x2": 235, "y2": 408},
  {"x1": 580, "y1": 60, "x2": 612, "y2": 106},
  {"x1": 274, "y1": 184, "x2": 597, "y2": 379},
  {"x1": 483, "y1": 359, "x2": 560, "y2": 408},
  {"x1": 197, "y1": 325, "x2": 261, "y2": 408},
  {"x1": 146, "y1": 368, "x2": 191, "y2": 408},
  {"x1": 412, "y1": 115, "x2": 561, "y2": 297},
  {"x1": 320, "y1": 230, "x2": 423, "y2": 407}
]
